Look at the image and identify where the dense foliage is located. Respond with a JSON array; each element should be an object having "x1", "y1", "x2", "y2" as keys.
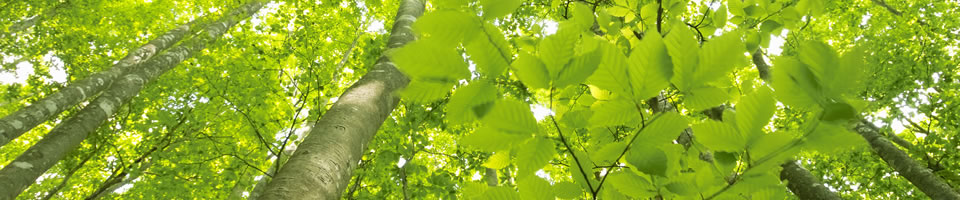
[{"x1": 1, "y1": 0, "x2": 958, "y2": 199}]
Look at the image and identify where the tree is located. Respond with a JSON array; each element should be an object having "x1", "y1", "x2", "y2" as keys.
[
  {"x1": 0, "y1": 1, "x2": 266, "y2": 198},
  {"x1": 258, "y1": 0, "x2": 423, "y2": 198}
]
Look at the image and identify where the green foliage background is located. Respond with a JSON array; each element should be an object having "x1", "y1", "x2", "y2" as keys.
[{"x1": 1, "y1": 0, "x2": 958, "y2": 199}]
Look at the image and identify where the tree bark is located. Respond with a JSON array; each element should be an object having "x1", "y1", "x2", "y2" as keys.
[
  {"x1": 259, "y1": 0, "x2": 423, "y2": 198},
  {"x1": 856, "y1": 121, "x2": 960, "y2": 199},
  {"x1": 779, "y1": 161, "x2": 841, "y2": 200},
  {"x1": 0, "y1": 2, "x2": 265, "y2": 198},
  {"x1": 0, "y1": 14, "x2": 203, "y2": 147}
]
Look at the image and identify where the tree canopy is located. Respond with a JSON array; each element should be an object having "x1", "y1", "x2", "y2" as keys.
[{"x1": 1, "y1": 0, "x2": 958, "y2": 199}]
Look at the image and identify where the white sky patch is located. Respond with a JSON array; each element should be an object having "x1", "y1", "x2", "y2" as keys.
[
  {"x1": 0, "y1": 61, "x2": 35, "y2": 85},
  {"x1": 530, "y1": 104, "x2": 554, "y2": 121},
  {"x1": 397, "y1": 157, "x2": 407, "y2": 168},
  {"x1": 860, "y1": 13, "x2": 872, "y2": 26},
  {"x1": 249, "y1": 2, "x2": 282, "y2": 28},
  {"x1": 471, "y1": 171, "x2": 482, "y2": 181},
  {"x1": 541, "y1": 20, "x2": 558, "y2": 35},
  {"x1": 43, "y1": 52, "x2": 67, "y2": 83},
  {"x1": 114, "y1": 183, "x2": 135, "y2": 194},
  {"x1": 767, "y1": 30, "x2": 788, "y2": 56},
  {"x1": 365, "y1": 19, "x2": 385, "y2": 33}
]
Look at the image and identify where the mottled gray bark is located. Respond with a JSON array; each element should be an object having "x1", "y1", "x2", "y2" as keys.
[
  {"x1": 856, "y1": 121, "x2": 960, "y2": 199},
  {"x1": 779, "y1": 161, "x2": 841, "y2": 200},
  {"x1": 259, "y1": 0, "x2": 423, "y2": 198},
  {"x1": 0, "y1": 16, "x2": 203, "y2": 147},
  {"x1": 0, "y1": 2, "x2": 265, "y2": 199}
]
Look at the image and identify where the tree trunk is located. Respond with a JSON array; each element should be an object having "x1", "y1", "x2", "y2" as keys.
[
  {"x1": 779, "y1": 161, "x2": 841, "y2": 200},
  {"x1": 0, "y1": 2, "x2": 265, "y2": 198},
  {"x1": 856, "y1": 121, "x2": 960, "y2": 199},
  {"x1": 259, "y1": 0, "x2": 423, "y2": 198},
  {"x1": 0, "y1": 14, "x2": 204, "y2": 147},
  {"x1": 3, "y1": 2, "x2": 65, "y2": 37}
]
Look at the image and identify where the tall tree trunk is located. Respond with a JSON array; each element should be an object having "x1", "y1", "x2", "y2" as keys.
[
  {"x1": 259, "y1": 0, "x2": 424, "y2": 198},
  {"x1": 856, "y1": 121, "x2": 960, "y2": 199},
  {"x1": 0, "y1": 15, "x2": 204, "y2": 147},
  {"x1": 0, "y1": 2, "x2": 265, "y2": 198}
]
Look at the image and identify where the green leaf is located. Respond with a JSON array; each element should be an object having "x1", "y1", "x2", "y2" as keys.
[
  {"x1": 480, "y1": 186, "x2": 521, "y2": 200},
  {"x1": 797, "y1": 41, "x2": 838, "y2": 82},
  {"x1": 435, "y1": 0, "x2": 470, "y2": 9},
  {"x1": 590, "y1": 141, "x2": 627, "y2": 164},
  {"x1": 587, "y1": 41, "x2": 632, "y2": 96},
  {"x1": 512, "y1": 51, "x2": 550, "y2": 89},
  {"x1": 664, "y1": 25, "x2": 700, "y2": 91},
  {"x1": 695, "y1": 32, "x2": 745, "y2": 85},
  {"x1": 413, "y1": 11, "x2": 480, "y2": 45},
  {"x1": 636, "y1": 112, "x2": 691, "y2": 147},
  {"x1": 627, "y1": 146, "x2": 668, "y2": 177},
  {"x1": 771, "y1": 57, "x2": 822, "y2": 109},
  {"x1": 561, "y1": 109, "x2": 592, "y2": 128},
  {"x1": 465, "y1": 26, "x2": 510, "y2": 77},
  {"x1": 684, "y1": 86, "x2": 730, "y2": 111},
  {"x1": 461, "y1": 126, "x2": 528, "y2": 152},
  {"x1": 827, "y1": 46, "x2": 866, "y2": 97},
  {"x1": 483, "y1": 150, "x2": 512, "y2": 169},
  {"x1": 518, "y1": 176, "x2": 555, "y2": 200},
  {"x1": 462, "y1": 181, "x2": 489, "y2": 199},
  {"x1": 391, "y1": 40, "x2": 470, "y2": 80},
  {"x1": 553, "y1": 182, "x2": 584, "y2": 198},
  {"x1": 571, "y1": 2, "x2": 595, "y2": 31},
  {"x1": 480, "y1": 0, "x2": 522, "y2": 20},
  {"x1": 821, "y1": 102, "x2": 858, "y2": 122},
  {"x1": 540, "y1": 21, "x2": 580, "y2": 81},
  {"x1": 665, "y1": 180, "x2": 698, "y2": 196},
  {"x1": 735, "y1": 86, "x2": 775, "y2": 142},
  {"x1": 804, "y1": 123, "x2": 867, "y2": 154},
  {"x1": 627, "y1": 32, "x2": 672, "y2": 100},
  {"x1": 447, "y1": 81, "x2": 497, "y2": 124},
  {"x1": 713, "y1": 5, "x2": 728, "y2": 27},
  {"x1": 747, "y1": 131, "x2": 799, "y2": 171},
  {"x1": 555, "y1": 45, "x2": 601, "y2": 88},
  {"x1": 482, "y1": 98, "x2": 539, "y2": 134},
  {"x1": 399, "y1": 80, "x2": 455, "y2": 102},
  {"x1": 516, "y1": 137, "x2": 557, "y2": 177},
  {"x1": 693, "y1": 120, "x2": 745, "y2": 151},
  {"x1": 588, "y1": 98, "x2": 640, "y2": 127},
  {"x1": 607, "y1": 171, "x2": 656, "y2": 198}
]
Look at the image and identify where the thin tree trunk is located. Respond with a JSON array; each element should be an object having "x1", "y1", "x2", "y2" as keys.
[
  {"x1": 856, "y1": 121, "x2": 960, "y2": 199},
  {"x1": 752, "y1": 50, "x2": 841, "y2": 199},
  {"x1": 259, "y1": 0, "x2": 423, "y2": 198},
  {"x1": 0, "y1": 2, "x2": 265, "y2": 198},
  {"x1": 3, "y1": 2, "x2": 65, "y2": 37},
  {"x1": 40, "y1": 146, "x2": 99, "y2": 200},
  {"x1": 84, "y1": 147, "x2": 158, "y2": 200},
  {"x1": 0, "y1": 15, "x2": 204, "y2": 147}
]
